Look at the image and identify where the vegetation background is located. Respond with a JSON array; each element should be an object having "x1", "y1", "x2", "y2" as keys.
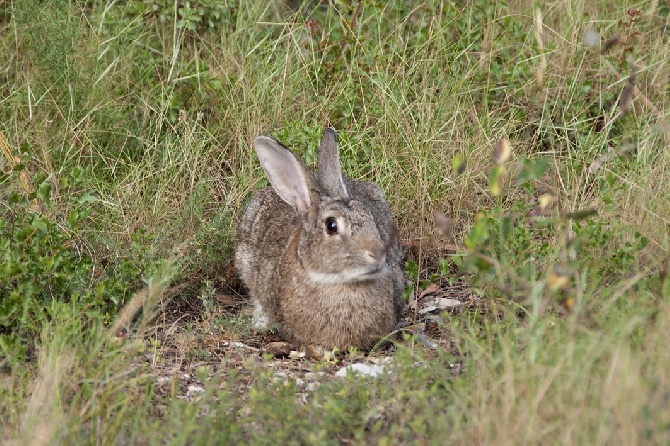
[{"x1": 1, "y1": 0, "x2": 669, "y2": 444}]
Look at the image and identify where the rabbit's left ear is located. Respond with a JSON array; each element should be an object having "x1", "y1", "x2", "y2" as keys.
[
  {"x1": 318, "y1": 128, "x2": 349, "y2": 200},
  {"x1": 254, "y1": 136, "x2": 311, "y2": 217}
]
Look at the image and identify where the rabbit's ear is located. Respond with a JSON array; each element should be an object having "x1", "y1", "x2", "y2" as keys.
[
  {"x1": 318, "y1": 127, "x2": 349, "y2": 199},
  {"x1": 254, "y1": 136, "x2": 311, "y2": 216}
]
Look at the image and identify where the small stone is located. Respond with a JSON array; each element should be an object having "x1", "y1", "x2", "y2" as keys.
[
  {"x1": 418, "y1": 305, "x2": 437, "y2": 314},
  {"x1": 416, "y1": 334, "x2": 438, "y2": 349},
  {"x1": 187, "y1": 385, "x2": 204, "y2": 394},
  {"x1": 289, "y1": 350, "x2": 306, "y2": 359}
]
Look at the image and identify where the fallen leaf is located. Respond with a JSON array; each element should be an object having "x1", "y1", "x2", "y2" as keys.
[
  {"x1": 419, "y1": 283, "x2": 439, "y2": 298},
  {"x1": 187, "y1": 385, "x2": 204, "y2": 396},
  {"x1": 435, "y1": 298, "x2": 461, "y2": 309},
  {"x1": 265, "y1": 342, "x2": 293, "y2": 357}
]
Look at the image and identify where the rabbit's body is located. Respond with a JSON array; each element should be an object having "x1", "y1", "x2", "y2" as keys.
[{"x1": 235, "y1": 129, "x2": 404, "y2": 349}]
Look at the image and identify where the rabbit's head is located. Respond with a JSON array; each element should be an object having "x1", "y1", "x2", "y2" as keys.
[{"x1": 254, "y1": 129, "x2": 393, "y2": 285}]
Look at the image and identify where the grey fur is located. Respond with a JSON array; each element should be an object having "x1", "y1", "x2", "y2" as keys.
[{"x1": 235, "y1": 128, "x2": 404, "y2": 349}]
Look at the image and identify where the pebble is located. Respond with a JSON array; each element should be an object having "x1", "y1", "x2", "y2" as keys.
[{"x1": 335, "y1": 363, "x2": 388, "y2": 378}]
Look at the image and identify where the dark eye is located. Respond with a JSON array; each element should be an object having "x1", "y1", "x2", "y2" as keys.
[{"x1": 325, "y1": 217, "x2": 338, "y2": 235}]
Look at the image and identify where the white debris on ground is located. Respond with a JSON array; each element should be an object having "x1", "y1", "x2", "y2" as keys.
[{"x1": 335, "y1": 362, "x2": 389, "y2": 378}]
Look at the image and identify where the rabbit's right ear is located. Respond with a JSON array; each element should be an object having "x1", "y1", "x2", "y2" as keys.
[
  {"x1": 317, "y1": 128, "x2": 349, "y2": 199},
  {"x1": 254, "y1": 136, "x2": 311, "y2": 217}
]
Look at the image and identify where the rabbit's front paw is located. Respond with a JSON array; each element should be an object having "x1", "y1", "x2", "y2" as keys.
[{"x1": 251, "y1": 301, "x2": 269, "y2": 329}]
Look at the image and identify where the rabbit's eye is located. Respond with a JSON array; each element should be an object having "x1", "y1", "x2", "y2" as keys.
[{"x1": 325, "y1": 217, "x2": 338, "y2": 235}]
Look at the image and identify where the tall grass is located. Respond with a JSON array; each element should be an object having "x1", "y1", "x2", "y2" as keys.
[{"x1": 1, "y1": 0, "x2": 669, "y2": 443}]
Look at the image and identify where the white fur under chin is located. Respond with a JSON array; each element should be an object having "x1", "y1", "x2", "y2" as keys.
[{"x1": 307, "y1": 265, "x2": 389, "y2": 285}]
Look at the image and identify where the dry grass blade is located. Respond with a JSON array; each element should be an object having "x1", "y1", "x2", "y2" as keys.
[
  {"x1": 13, "y1": 349, "x2": 74, "y2": 446},
  {"x1": 534, "y1": 8, "x2": 547, "y2": 88},
  {"x1": 588, "y1": 144, "x2": 637, "y2": 174},
  {"x1": 107, "y1": 281, "x2": 167, "y2": 341}
]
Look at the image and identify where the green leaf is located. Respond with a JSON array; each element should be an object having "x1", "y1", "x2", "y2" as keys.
[
  {"x1": 465, "y1": 214, "x2": 489, "y2": 249},
  {"x1": 517, "y1": 158, "x2": 548, "y2": 185},
  {"x1": 439, "y1": 258, "x2": 450, "y2": 275},
  {"x1": 565, "y1": 208, "x2": 598, "y2": 221},
  {"x1": 489, "y1": 166, "x2": 505, "y2": 196},
  {"x1": 38, "y1": 181, "x2": 51, "y2": 204},
  {"x1": 67, "y1": 210, "x2": 80, "y2": 227},
  {"x1": 405, "y1": 259, "x2": 418, "y2": 279},
  {"x1": 500, "y1": 216, "x2": 512, "y2": 242},
  {"x1": 77, "y1": 193, "x2": 95, "y2": 204}
]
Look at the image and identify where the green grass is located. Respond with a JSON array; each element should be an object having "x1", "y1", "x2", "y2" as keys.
[{"x1": 1, "y1": 0, "x2": 669, "y2": 443}]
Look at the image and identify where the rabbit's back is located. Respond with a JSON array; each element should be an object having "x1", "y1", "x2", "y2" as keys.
[{"x1": 235, "y1": 187, "x2": 298, "y2": 300}]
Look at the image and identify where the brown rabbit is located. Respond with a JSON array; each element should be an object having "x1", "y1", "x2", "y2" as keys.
[{"x1": 235, "y1": 128, "x2": 404, "y2": 349}]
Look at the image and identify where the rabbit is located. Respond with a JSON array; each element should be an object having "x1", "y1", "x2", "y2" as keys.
[{"x1": 235, "y1": 128, "x2": 405, "y2": 350}]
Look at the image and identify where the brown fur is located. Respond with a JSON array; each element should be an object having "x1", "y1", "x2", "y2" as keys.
[{"x1": 235, "y1": 129, "x2": 404, "y2": 349}]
